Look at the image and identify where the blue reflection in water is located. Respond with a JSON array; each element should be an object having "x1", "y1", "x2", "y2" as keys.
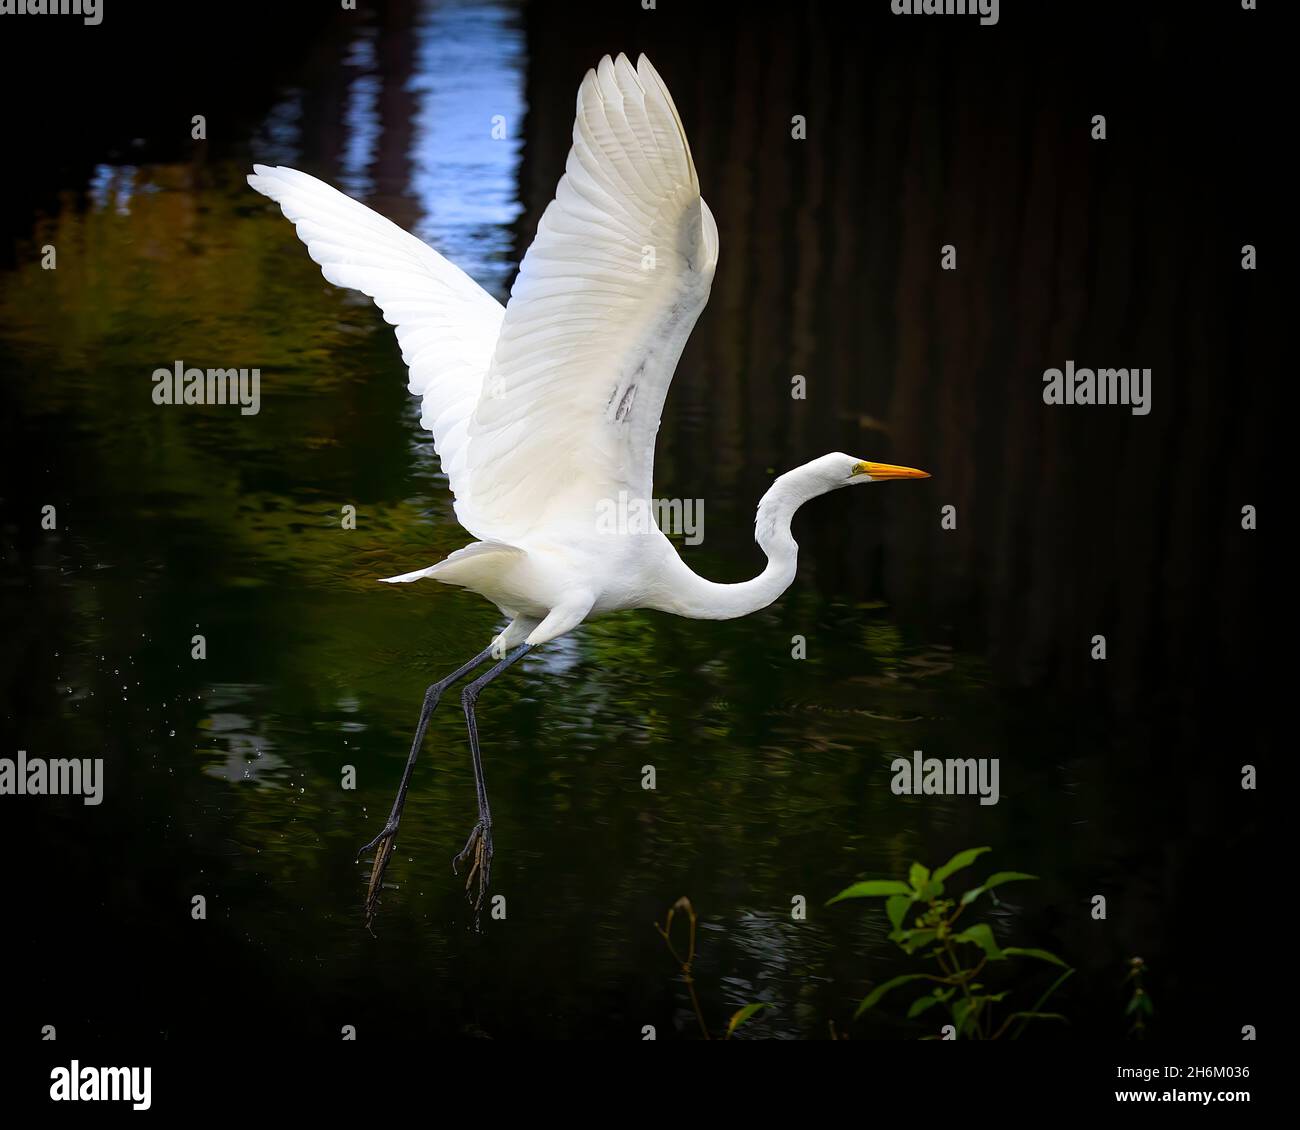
[
  {"x1": 407, "y1": 0, "x2": 526, "y2": 301},
  {"x1": 340, "y1": 31, "x2": 381, "y2": 197},
  {"x1": 252, "y1": 87, "x2": 305, "y2": 167},
  {"x1": 88, "y1": 164, "x2": 138, "y2": 215}
]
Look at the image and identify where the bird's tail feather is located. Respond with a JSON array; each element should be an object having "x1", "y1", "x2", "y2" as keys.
[
  {"x1": 379, "y1": 564, "x2": 441, "y2": 584},
  {"x1": 379, "y1": 540, "x2": 524, "y2": 587}
]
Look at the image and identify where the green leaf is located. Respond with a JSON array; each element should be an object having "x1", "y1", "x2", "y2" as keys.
[
  {"x1": 960, "y1": 871, "x2": 1037, "y2": 906},
  {"x1": 907, "y1": 994, "x2": 941, "y2": 1020},
  {"x1": 827, "y1": 880, "x2": 913, "y2": 905},
  {"x1": 984, "y1": 870, "x2": 1037, "y2": 886},
  {"x1": 953, "y1": 923, "x2": 1003, "y2": 959},
  {"x1": 725, "y1": 1002, "x2": 768, "y2": 1038},
  {"x1": 885, "y1": 894, "x2": 913, "y2": 931},
  {"x1": 890, "y1": 927, "x2": 938, "y2": 955},
  {"x1": 1003, "y1": 946, "x2": 1069, "y2": 968},
  {"x1": 855, "y1": 974, "x2": 932, "y2": 1018},
  {"x1": 1124, "y1": 990, "x2": 1155, "y2": 1019},
  {"x1": 908, "y1": 862, "x2": 931, "y2": 892},
  {"x1": 952, "y1": 996, "x2": 982, "y2": 1036},
  {"x1": 932, "y1": 846, "x2": 991, "y2": 883}
]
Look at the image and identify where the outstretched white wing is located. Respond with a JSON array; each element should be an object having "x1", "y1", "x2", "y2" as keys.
[
  {"x1": 246, "y1": 164, "x2": 504, "y2": 538},
  {"x1": 459, "y1": 53, "x2": 718, "y2": 542}
]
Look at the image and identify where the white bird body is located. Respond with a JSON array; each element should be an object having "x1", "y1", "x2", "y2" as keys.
[
  {"x1": 250, "y1": 55, "x2": 924, "y2": 653},
  {"x1": 249, "y1": 52, "x2": 927, "y2": 918}
]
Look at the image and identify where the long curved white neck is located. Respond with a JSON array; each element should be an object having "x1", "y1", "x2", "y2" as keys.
[{"x1": 655, "y1": 467, "x2": 826, "y2": 621}]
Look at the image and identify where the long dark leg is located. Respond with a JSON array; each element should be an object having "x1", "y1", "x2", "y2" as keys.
[
  {"x1": 452, "y1": 642, "x2": 532, "y2": 917},
  {"x1": 360, "y1": 643, "x2": 496, "y2": 926}
]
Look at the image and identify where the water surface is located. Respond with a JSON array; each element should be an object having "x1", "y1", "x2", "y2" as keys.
[{"x1": 0, "y1": 0, "x2": 1268, "y2": 1040}]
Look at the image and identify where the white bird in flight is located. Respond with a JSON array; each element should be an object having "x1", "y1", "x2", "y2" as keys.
[{"x1": 249, "y1": 52, "x2": 928, "y2": 924}]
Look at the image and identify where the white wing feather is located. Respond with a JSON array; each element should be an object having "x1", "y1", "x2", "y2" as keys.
[
  {"x1": 246, "y1": 164, "x2": 504, "y2": 537},
  {"x1": 247, "y1": 52, "x2": 715, "y2": 551},
  {"x1": 459, "y1": 53, "x2": 718, "y2": 542}
]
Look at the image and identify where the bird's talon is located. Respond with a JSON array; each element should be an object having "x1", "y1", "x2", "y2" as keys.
[
  {"x1": 358, "y1": 820, "x2": 399, "y2": 858},
  {"x1": 452, "y1": 822, "x2": 492, "y2": 910}
]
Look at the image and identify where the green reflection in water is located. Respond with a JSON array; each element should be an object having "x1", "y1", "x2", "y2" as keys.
[{"x1": 0, "y1": 5, "x2": 1125, "y2": 1041}]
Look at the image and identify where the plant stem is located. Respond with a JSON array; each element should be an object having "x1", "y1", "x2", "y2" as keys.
[
  {"x1": 944, "y1": 939, "x2": 982, "y2": 1039},
  {"x1": 1008, "y1": 968, "x2": 1075, "y2": 1041},
  {"x1": 656, "y1": 897, "x2": 712, "y2": 1039}
]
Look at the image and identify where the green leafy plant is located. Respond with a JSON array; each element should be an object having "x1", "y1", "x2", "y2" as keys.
[
  {"x1": 1124, "y1": 956, "x2": 1153, "y2": 1038},
  {"x1": 827, "y1": 847, "x2": 1073, "y2": 1039},
  {"x1": 655, "y1": 896, "x2": 768, "y2": 1040}
]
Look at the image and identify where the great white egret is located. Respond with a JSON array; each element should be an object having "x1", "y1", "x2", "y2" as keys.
[{"x1": 248, "y1": 53, "x2": 928, "y2": 924}]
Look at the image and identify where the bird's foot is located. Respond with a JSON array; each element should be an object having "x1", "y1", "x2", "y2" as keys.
[
  {"x1": 452, "y1": 819, "x2": 493, "y2": 920},
  {"x1": 359, "y1": 817, "x2": 401, "y2": 930},
  {"x1": 358, "y1": 819, "x2": 400, "y2": 857}
]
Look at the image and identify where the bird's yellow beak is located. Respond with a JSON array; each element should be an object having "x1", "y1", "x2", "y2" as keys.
[{"x1": 852, "y1": 460, "x2": 930, "y2": 481}]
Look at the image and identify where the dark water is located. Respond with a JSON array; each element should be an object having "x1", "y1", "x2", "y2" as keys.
[{"x1": 0, "y1": 1, "x2": 1272, "y2": 1040}]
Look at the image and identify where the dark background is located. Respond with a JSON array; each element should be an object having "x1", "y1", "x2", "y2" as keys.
[{"x1": 0, "y1": 0, "x2": 1275, "y2": 1042}]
